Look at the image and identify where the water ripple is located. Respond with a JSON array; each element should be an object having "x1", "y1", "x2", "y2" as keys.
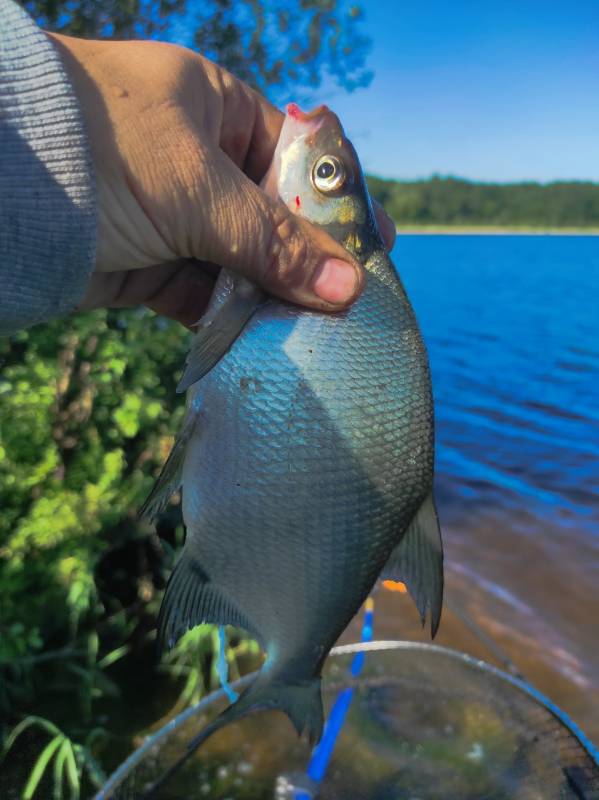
[{"x1": 396, "y1": 234, "x2": 599, "y2": 536}]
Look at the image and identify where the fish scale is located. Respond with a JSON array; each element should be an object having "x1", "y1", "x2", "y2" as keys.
[{"x1": 141, "y1": 105, "x2": 443, "y2": 753}]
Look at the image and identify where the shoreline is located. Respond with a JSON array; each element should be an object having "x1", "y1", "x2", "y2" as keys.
[{"x1": 395, "y1": 225, "x2": 599, "y2": 236}]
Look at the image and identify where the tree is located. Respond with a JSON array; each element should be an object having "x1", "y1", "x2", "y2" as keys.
[
  {"x1": 23, "y1": 0, "x2": 372, "y2": 102},
  {"x1": 365, "y1": 176, "x2": 599, "y2": 228}
]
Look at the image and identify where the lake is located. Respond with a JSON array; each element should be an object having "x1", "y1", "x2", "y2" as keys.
[{"x1": 363, "y1": 234, "x2": 599, "y2": 741}]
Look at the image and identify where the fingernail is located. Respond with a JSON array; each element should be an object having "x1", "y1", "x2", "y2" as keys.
[{"x1": 313, "y1": 258, "x2": 359, "y2": 304}]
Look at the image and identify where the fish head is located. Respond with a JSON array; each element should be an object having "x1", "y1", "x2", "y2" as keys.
[{"x1": 262, "y1": 103, "x2": 384, "y2": 261}]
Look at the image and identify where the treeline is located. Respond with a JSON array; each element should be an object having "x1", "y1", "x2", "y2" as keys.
[{"x1": 366, "y1": 175, "x2": 599, "y2": 228}]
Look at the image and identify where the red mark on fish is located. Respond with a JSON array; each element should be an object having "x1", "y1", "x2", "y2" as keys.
[{"x1": 295, "y1": 195, "x2": 301, "y2": 209}]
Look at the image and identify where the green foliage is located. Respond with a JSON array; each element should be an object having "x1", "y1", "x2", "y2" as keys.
[
  {"x1": 366, "y1": 175, "x2": 599, "y2": 228},
  {"x1": 0, "y1": 310, "x2": 185, "y2": 658},
  {"x1": 23, "y1": 0, "x2": 372, "y2": 101},
  {"x1": 0, "y1": 311, "x2": 190, "y2": 795},
  {"x1": 2, "y1": 716, "x2": 106, "y2": 799}
]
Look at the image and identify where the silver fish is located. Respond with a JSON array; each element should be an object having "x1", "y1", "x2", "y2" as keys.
[{"x1": 142, "y1": 103, "x2": 443, "y2": 750}]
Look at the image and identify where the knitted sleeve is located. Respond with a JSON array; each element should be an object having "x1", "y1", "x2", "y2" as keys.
[{"x1": 0, "y1": 0, "x2": 96, "y2": 335}]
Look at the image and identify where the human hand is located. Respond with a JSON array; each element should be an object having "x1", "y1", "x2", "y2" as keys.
[{"x1": 50, "y1": 36, "x2": 396, "y2": 328}]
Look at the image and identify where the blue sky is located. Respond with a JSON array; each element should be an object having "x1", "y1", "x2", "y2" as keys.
[{"x1": 316, "y1": 1, "x2": 599, "y2": 183}]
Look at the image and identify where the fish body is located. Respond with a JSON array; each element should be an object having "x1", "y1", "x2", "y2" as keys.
[{"x1": 143, "y1": 105, "x2": 443, "y2": 747}]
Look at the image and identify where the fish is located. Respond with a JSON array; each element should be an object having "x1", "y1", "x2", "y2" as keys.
[{"x1": 141, "y1": 103, "x2": 443, "y2": 752}]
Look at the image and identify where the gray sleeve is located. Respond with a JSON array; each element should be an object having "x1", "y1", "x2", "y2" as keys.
[{"x1": 0, "y1": 0, "x2": 96, "y2": 336}]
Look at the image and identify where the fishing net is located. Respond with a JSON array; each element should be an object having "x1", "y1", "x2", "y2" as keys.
[{"x1": 97, "y1": 641, "x2": 599, "y2": 800}]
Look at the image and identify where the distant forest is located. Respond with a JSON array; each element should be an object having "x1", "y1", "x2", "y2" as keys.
[{"x1": 366, "y1": 175, "x2": 599, "y2": 228}]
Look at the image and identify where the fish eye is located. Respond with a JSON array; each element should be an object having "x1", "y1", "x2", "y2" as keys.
[{"x1": 312, "y1": 155, "x2": 345, "y2": 193}]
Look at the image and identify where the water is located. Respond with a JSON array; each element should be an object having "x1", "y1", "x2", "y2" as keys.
[
  {"x1": 399, "y1": 234, "x2": 599, "y2": 527},
  {"x1": 368, "y1": 234, "x2": 599, "y2": 739}
]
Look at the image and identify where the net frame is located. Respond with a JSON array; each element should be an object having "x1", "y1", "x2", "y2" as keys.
[{"x1": 95, "y1": 640, "x2": 599, "y2": 800}]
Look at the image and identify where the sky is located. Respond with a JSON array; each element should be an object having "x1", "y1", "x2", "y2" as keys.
[{"x1": 316, "y1": 1, "x2": 599, "y2": 183}]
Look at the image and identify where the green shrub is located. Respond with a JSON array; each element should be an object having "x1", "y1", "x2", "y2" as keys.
[{"x1": 0, "y1": 310, "x2": 196, "y2": 794}]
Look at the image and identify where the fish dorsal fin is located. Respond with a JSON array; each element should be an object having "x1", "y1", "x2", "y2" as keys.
[
  {"x1": 177, "y1": 271, "x2": 264, "y2": 393},
  {"x1": 157, "y1": 550, "x2": 258, "y2": 652},
  {"x1": 382, "y1": 492, "x2": 444, "y2": 637},
  {"x1": 138, "y1": 407, "x2": 199, "y2": 523}
]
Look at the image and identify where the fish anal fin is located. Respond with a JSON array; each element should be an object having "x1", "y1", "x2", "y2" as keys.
[
  {"x1": 177, "y1": 272, "x2": 263, "y2": 393},
  {"x1": 139, "y1": 407, "x2": 199, "y2": 523},
  {"x1": 157, "y1": 550, "x2": 256, "y2": 653},
  {"x1": 382, "y1": 492, "x2": 444, "y2": 637}
]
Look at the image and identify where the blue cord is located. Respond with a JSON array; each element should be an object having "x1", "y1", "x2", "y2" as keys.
[
  {"x1": 217, "y1": 626, "x2": 239, "y2": 704},
  {"x1": 293, "y1": 598, "x2": 374, "y2": 798}
]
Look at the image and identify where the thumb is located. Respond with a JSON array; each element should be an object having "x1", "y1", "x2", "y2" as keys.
[{"x1": 192, "y1": 152, "x2": 364, "y2": 311}]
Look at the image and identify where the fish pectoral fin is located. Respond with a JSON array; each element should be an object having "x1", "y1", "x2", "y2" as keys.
[
  {"x1": 177, "y1": 271, "x2": 264, "y2": 393},
  {"x1": 157, "y1": 550, "x2": 255, "y2": 653},
  {"x1": 382, "y1": 492, "x2": 444, "y2": 637},
  {"x1": 186, "y1": 674, "x2": 324, "y2": 754},
  {"x1": 139, "y1": 407, "x2": 199, "y2": 523}
]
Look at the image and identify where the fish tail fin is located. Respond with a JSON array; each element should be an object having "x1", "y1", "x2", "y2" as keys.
[
  {"x1": 188, "y1": 674, "x2": 324, "y2": 753},
  {"x1": 140, "y1": 676, "x2": 324, "y2": 797}
]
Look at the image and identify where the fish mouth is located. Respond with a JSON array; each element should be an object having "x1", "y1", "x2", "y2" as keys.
[
  {"x1": 285, "y1": 103, "x2": 337, "y2": 135},
  {"x1": 260, "y1": 102, "x2": 344, "y2": 199},
  {"x1": 286, "y1": 103, "x2": 330, "y2": 123},
  {"x1": 280, "y1": 103, "x2": 343, "y2": 146}
]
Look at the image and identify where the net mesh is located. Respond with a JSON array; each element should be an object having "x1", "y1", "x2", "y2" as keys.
[{"x1": 100, "y1": 642, "x2": 599, "y2": 800}]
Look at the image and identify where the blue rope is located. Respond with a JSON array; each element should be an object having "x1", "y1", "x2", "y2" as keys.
[
  {"x1": 294, "y1": 598, "x2": 374, "y2": 799},
  {"x1": 217, "y1": 626, "x2": 239, "y2": 704}
]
